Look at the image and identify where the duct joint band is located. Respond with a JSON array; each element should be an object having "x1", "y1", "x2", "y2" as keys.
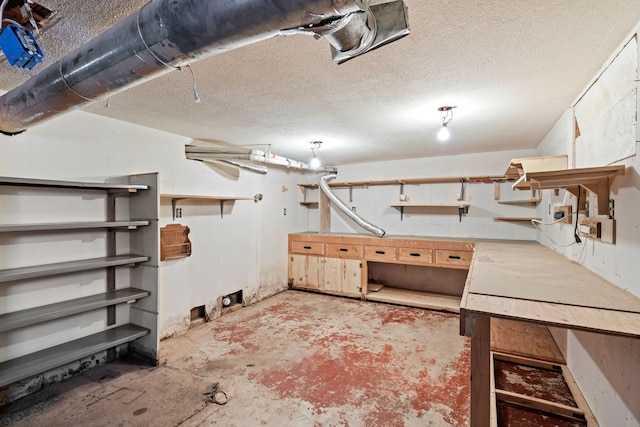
[
  {"x1": 59, "y1": 61, "x2": 96, "y2": 102},
  {"x1": 136, "y1": 6, "x2": 180, "y2": 71}
]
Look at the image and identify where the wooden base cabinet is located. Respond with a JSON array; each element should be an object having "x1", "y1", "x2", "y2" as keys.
[
  {"x1": 289, "y1": 255, "x2": 323, "y2": 290},
  {"x1": 323, "y1": 257, "x2": 362, "y2": 297},
  {"x1": 289, "y1": 255, "x2": 363, "y2": 297},
  {"x1": 289, "y1": 233, "x2": 474, "y2": 312}
]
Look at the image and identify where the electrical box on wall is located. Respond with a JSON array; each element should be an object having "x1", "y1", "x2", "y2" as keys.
[
  {"x1": 0, "y1": 25, "x2": 44, "y2": 69},
  {"x1": 578, "y1": 216, "x2": 616, "y2": 244},
  {"x1": 553, "y1": 205, "x2": 572, "y2": 224}
]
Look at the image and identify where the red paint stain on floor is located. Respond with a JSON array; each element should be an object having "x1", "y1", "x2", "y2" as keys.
[
  {"x1": 207, "y1": 294, "x2": 469, "y2": 425},
  {"x1": 255, "y1": 343, "x2": 406, "y2": 425},
  {"x1": 409, "y1": 338, "x2": 471, "y2": 427}
]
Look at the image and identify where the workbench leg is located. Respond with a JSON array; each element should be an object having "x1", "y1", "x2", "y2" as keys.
[{"x1": 468, "y1": 313, "x2": 491, "y2": 427}]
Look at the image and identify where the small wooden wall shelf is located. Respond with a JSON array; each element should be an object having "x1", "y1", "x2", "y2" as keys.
[
  {"x1": 160, "y1": 224, "x2": 192, "y2": 261},
  {"x1": 493, "y1": 217, "x2": 540, "y2": 223},
  {"x1": 390, "y1": 203, "x2": 470, "y2": 222},
  {"x1": 161, "y1": 194, "x2": 253, "y2": 220}
]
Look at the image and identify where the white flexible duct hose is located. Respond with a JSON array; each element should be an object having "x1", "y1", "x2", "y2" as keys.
[{"x1": 319, "y1": 174, "x2": 385, "y2": 237}]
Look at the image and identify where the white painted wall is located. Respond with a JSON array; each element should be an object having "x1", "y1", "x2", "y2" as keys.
[
  {"x1": 0, "y1": 111, "x2": 309, "y2": 360},
  {"x1": 537, "y1": 26, "x2": 640, "y2": 427},
  {"x1": 317, "y1": 149, "x2": 538, "y2": 240}
]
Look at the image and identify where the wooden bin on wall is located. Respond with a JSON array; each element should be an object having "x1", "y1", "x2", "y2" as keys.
[{"x1": 160, "y1": 224, "x2": 191, "y2": 261}]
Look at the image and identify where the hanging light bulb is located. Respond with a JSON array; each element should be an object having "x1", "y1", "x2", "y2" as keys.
[
  {"x1": 437, "y1": 123, "x2": 450, "y2": 141},
  {"x1": 310, "y1": 155, "x2": 321, "y2": 169},
  {"x1": 309, "y1": 141, "x2": 322, "y2": 169},
  {"x1": 437, "y1": 106, "x2": 456, "y2": 142}
]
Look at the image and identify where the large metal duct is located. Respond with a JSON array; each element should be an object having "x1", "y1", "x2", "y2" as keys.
[
  {"x1": 320, "y1": 174, "x2": 385, "y2": 237},
  {"x1": 0, "y1": 0, "x2": 409, "y2": 135}
]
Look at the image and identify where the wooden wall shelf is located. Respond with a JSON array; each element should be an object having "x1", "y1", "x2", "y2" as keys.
[
  {"x1": 390, "y1": 203, "x2": 470, "y2": 222},
  {"x1": 161, "y1": 194, "x2": 253, "y2": 220},
  {"x1": 505, "y1": 156, "x2": 625, "y2": 215},
  {"x1": 299, "y1": 175, "x2": 508, "y2": 190},
  {"x1": 493, "y1": 217, "x2": 540, "y2": 223}
]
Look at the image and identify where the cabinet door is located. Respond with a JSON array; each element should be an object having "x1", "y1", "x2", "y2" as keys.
[
  {"x1": 323, "y1": 258, "x2": 362, "y2": 297},
  {"x1": 289, "y1": 255, "x2": 323, "y2": 290}
]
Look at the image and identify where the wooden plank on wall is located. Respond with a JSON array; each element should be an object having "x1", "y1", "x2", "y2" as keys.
[{"x1": 319, "y1": 189, "x2": 330, "y2": 233}]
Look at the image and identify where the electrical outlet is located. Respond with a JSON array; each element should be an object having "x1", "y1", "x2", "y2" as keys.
[
  {"x1": 553, "y1": 205, "x2": 572, "y2": 224},
  {"x1": 175, "y1": 208, "x2": 182, "y2": 218}
]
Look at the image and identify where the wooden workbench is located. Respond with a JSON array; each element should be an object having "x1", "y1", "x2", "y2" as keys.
[{"x1": 460, "y1": 240, "x2": 640, "y2": 427}]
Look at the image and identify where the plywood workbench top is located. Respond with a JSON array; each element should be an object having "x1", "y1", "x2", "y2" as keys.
[{"x1": 464, "y1": 240, "x2": 640, "y2": 338}]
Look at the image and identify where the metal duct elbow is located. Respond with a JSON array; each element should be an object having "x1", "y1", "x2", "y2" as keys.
[
  {"x1": 0, "y1": 0, "x2": 409, "y2": 135},
  {"x1": 320, "y1": 174, "x2": 385, "y2": 237}
]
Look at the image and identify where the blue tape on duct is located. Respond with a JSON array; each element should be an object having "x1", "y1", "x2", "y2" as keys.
[{"x1": 0, "y1": 25, "x2": 44, "y2": 69}]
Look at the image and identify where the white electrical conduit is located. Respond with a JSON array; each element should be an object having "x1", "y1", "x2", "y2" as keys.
[
  {"x1": 200, "y1": 159, "x2": 268, "y2": 175},
  {"x1": 320, "y1": 174, "x2": 385, "y2": 237},
  {"x1": 0, "y1": 0, "x2": 9, "y2": 28},
  {"x1": 186, "y1": 146, "x2": 337, "y2": 174}
]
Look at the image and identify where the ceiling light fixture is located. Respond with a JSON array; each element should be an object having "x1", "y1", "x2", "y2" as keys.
[
  {"x1": 437, "y1": 106, "x2": 456, "y2": 142},
  {"x1": 309, "y1": 141, "x2": 322, "y2": 169}
]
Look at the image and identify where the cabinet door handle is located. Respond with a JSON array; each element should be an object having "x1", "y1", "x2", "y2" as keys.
[
  {"x1": 409, "y1": 253, "x2": 421, "y2": 257},
  {"x1": 375, "y1": 250, "x2": 385, "y2": 255},
  {"x1": 449, "y1": 255, "x2": 461, "y2": 260},
  {"x1": 303, "y1": 246, "x2": 312, "y2": 250},
  {"x1": 339, "y1": 248, "x2": 349, "y2": 252}
]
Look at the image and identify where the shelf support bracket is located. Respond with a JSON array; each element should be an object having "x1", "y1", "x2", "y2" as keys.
[
  {"x1": 399, "y1": 183, "x2": 405, "y2": 221},
  {"x1": 458, "y1": 205, "x2": 469, "y2": 222}
]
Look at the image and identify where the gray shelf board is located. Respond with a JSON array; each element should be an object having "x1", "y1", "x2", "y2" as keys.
[
  {"x1": 496, "y1": 199, "x2": 541, "y2": 205},
  {"x1": 0, "y1": 288, "x2": 150, "y2": 333},
  {"x1": 0, "y1": 255, "x2": 150, "y2": 283},
  {"x1": 0, "y1": 324, "x2": 149, "y2": 388},
  {"x1": 0, "y1": 176, "x2": 148, "y2": 192},
  {"x1": 0, "y1": 221, "x2": 150, "y2": 233}
]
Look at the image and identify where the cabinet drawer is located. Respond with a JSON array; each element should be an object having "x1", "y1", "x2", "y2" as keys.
[
  {"x1": 364, "y1": 245, "x2": 397, "y2": 262},
  {"x1": 435, "y1": 249, "x2": 473, "y2": 267},
  {"x1": 326, "y1": 243, "x2": 362, "y2": 259},
  {"x1": 291, "y1": 241, "x2": 324, "y2": 255},
  {"x1": 398, "y1": 247, "x2": 433, "y2": 264}
]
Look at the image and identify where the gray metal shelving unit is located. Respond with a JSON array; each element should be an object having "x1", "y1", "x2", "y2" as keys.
[{"x1": 0, "y1": 174, "x2": 159, "y2": 395}]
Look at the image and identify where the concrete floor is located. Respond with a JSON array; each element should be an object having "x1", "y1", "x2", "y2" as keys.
[{"x1": 1, "y1": 290, "x2": 470, "y2": 426}]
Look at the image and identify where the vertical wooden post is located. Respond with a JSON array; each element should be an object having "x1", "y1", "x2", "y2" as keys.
[
  {"x1": 319, "y1": 189, "x2": 331, "y2": 233},
  {"x1": 466, "y1": 312, "x2": 491, "y2": 427},
  {"x1": 493, "y1": 182, "x2": 500, "y2": 201}
]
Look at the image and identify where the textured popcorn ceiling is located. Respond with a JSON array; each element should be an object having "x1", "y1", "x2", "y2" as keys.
[{"x1": 1, "y1": 1, "x2": 640, "y2": 166}]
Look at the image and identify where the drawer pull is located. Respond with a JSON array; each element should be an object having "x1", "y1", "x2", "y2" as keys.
[
  {"x1": 375, "y1": 250, "x2": 386, "y2": 255},
  {"x1": 339, "y1": 248, "x2": 349, "y2": 252},
  {"x1": 449, "y1": 255, "x2": 461, "y2": 260},
  {"x1": 303, "y1": 246, "x2": 312, "y2": 250},
  {"x1": 409, "y1": 253, "x2": 421, "y2": 257}
]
